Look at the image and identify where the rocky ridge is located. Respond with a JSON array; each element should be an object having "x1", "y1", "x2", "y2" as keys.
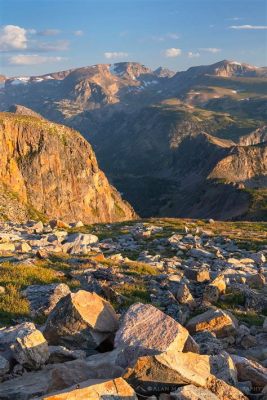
[
  {"x1": 0, "y1": 111, "x2": 135, "y2": 223},
  {"x1": 0, "y1": 60, "x2": 266, "y2": 221}
]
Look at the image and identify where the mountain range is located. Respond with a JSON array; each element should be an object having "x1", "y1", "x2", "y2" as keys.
[{"x1": 0, "y1": 59, "x2": 266, "y2": 221}]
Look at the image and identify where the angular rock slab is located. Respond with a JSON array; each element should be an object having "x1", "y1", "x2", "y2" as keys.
[
  {"x1": 11, "y1": 328, "x2": 50, "y2": 369},
  {"x1": 186, "y1": 308, "x2": 238, "y2": 337},
  {"x1": 206, "y1": 376, "x2": 248, "y2": 400},
  {"x1": 41, "y1": 378, "x2": 137, "y2": 400},
  {"x1": 0, "y1": 322, "x2": 49, "y2": 368},
  {"x1": 22, "y1": 283, "x2": 71, "y2": 317},
  {"x1": 114, "y1": 303, "x2": 189, "y2": 366},
  {"x1": 44, "y1": 290, "x2": 119, "y2": 350},
  {"x1": 124, "y1": 351, "x2": 248, "y2": 400},
  {"x1": 232, "y1": 355, "x2": 267, "y2": 389},
  {"x1": 171, "y1": 385, "x2": 219, "y2": 400},
  {"x1": 0, "y1": 359, "x2": 101, "y2": 400},
  {"x1": 210, "y1": 352, "x2": 237, "y2": 386},
  {"x1": 124, "y1": 351, "x2": 211, "y2": 395}
]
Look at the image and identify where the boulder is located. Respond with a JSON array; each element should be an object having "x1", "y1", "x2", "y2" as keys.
[
  {"x1": 171, "y1": 385, "x2": 219, "y2": 399},
  {"x1": 41, "y1": 378, "x2": 137, "y2": 400},
  {"x1": 0, "y1": 322, "x2": 49, "y2": 368},
  {"x1": 114, "y1": 303, "x2": 189, "y2": 367},
  {"x1": 203, "y1": 285, "x2": 220, "y2": 303},
  {"x1": 0, "y1": 322, "x2": 37, "y2": 347},
  {"x1": 124, "y1": 350, "x2": 247, "y2": 399},
  {"x1": 206, "y1": 376, "x2": 248, "y2": 400},
  {"x1": 232, "y1": 355, "x2": 267, "y2": 389},
  {"x1": 49, "y1": 220, "x2": 70, "y2": 230},
  {"x1": 0, "y1": 285, "x2": 5, "y2": 294},
  {"x1": 124, "y1": 351, "x2": 211, "y2": 395},
  {"x1": 31, "y1": 221, "x2": 44, "y2": 233},
  {"x1": 61, "y1": 233, "x2": 99, "y2": 254},
  {"x1": 0, "y1": 359, "x2": 102, "y2": 399},
  {"x1": 48, "y1": 346, "x2": 86, "y2": 363},
  {"x1": 11, "y1": 328, "x2": 50, "y2": 369},
  {"x1": 16, "y1": 242, "x2": 32, "y2": 253},
  {"x1": 176, "y1": 283, "x2": 195, "y2": 307},
  {"x1": 188, "y1": 248, "x2": 214, "y2": 259},
  {"x1": 47, "y1": 359, "x2": 100, "y2": 392},
  {"x1": 0, "y1": 355, "x2": 9, "y2": 377},
  {"x1": 193, "y1": 331, "x2": 223, "y2": 355},
  {"x1": 249, "y1": 252, "x2": 266, "y2": 264},
  {"x1": 86, "y1": 349, "x2": 125, "y2": 378},
  {"x1": 43, "y1": 290, "x2": 118, "y2": 350},
  {"x1": 210, "y1": 352, "x2": 237, "y2": 386},
  {"x1": 204, "y1": 276, "x2": 226, "y2": 303},
  {"x1": 22, "y1": 283, "x2": 71, "y2": 317},
  {"x1": 184, "y1": 268, "x2": 210, "y2": 282},
  {"x1": 186, "y1": 309, "x2": 238, "y2": 337},
  {"x1": 0, "y1": 242, "x2": 15, "y2": 252},
  {"x1": 246, "y1": 273, "x2": 265, "y2": 289},
  {"x1": 183, "y1": 335, "x2": 200, "y2": 353}
]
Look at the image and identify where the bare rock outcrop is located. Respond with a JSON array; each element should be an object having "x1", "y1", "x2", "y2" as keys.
[
  {"x1": 0, "y1": 112, "x2": 136, "y2": 223},
  {"x1": 43, "y1": 291, "x2": 119, "y2": 350}
]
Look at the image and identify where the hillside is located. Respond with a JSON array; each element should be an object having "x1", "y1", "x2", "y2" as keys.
[
  {"x1": 87, "y1": 100, "x2": 265, "y2": 219},
  {"x1": 0, "y1": 111, "x2": 135, "y2": 223},
  {"x1": 0, "y1": 60, "x2": 266, "y2": 220}
]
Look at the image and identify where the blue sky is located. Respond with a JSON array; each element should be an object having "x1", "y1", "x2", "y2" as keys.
[{"x1": 0, "y1": 0, "x2": 266, "y2": 76}]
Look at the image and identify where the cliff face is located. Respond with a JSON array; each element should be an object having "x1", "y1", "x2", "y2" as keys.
[
  {"x1": 0, "y1": 112, "x2": 136, "y2": 223},
  {"x1": 209, "y1": 144, "x2": 267, "y2": 185}
]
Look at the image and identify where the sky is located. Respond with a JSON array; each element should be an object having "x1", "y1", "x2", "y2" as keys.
[{"x1": 0, "y1": 0, "x2": 267, "y2": 76}]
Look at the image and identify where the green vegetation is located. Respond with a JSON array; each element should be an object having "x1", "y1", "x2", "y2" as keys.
[
  {"x1": 216, "y1": 292, "x2": 246, "y2": 309},
  {"x1": 114, "y1": 282, "x2": 151, "y2": 310},
  {"x1": 120, "y1": 260, "x2": 159, "y2": 276},
  {"x1": 232, "y1": 310, "x2": 265, "y2": 327},
  {"x1": 244, "y1": 188, "x2": 267, "y2": 222},
  {"x1": 0, "y1": 262, "x2": 61, "y2": 287},
  {"x1": 0, "y1": 284, "x2": 30, "y2": 325},
  {"x1": 0, "y1": 260, "x2": 75, "y2": 325},
  {"x1": 0, "y1": 262, "x2": 61, "y2": 325}
]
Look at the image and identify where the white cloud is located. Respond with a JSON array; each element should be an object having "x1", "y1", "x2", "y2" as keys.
[
  {"x1": 230, "y1": 25, "x2": 267, "y2": 30},
  {"x1": 227, "y1": 17, "x2": 242, "y2": 21},
  {"x1": 27, "y1": 29, "x2": 37, "y2": 34},
  {"x1": 8, "y1": 54, "x2": 65, "y2": 65},
  {"x1": 104, "y1": 51, "x2": 128, "y2": 59},
  {"x1": 188, "y1": 51, "x2": 200, "y2": 58},
  {"x1": 164, "y1": 48, "x2": 182, "y2": 57},
  {"x1": 199, "y1": 47, "x2": 221, "y2": 53},
  {"x1": 0, "y1": 25, "x2": 27, "y2": 51},
  {"x1": 151, "y1": 32, "x2": 179, "y2": 42},
  {"x1": 74, "y1": 30, "x2": 83, "y2": 36},
  {"x1": 38, "y1": 29, "x2": 61, "y2": 36},
  {"x1": 37, "y1": 40, "x2": 69, "y2": 51},
  {"x1": 166, "y1": 33, "x2": 179, "y2": 39}
]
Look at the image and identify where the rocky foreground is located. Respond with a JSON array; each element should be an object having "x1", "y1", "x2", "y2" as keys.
[{"x1": 0, "y1": 218, "x2": 266, "y2": 399}]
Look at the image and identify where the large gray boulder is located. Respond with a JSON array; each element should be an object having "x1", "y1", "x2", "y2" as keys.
[
  {"x1": 124, "y1": 351, "x2": 247, "y2": 399},
  {"x1": 43, "y1": 290, "x2": 119, "y2": 350},
  {"x1": 22, "y1": 283, "x2": 71, "y2": 317},
  {"x1": 0, "y1": 322, "x2": 49, "y2": 369},
  {"x1": 232, "y1": 355, "x2": 267, "y2": 389},
  {"x1": 114, "y1": 303, "x2": 189, "y2": 367}
]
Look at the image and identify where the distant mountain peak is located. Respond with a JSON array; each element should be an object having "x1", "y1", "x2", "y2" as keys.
[{"x1": 154, "y1": 67, "x2": 176, "y2": 78}]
